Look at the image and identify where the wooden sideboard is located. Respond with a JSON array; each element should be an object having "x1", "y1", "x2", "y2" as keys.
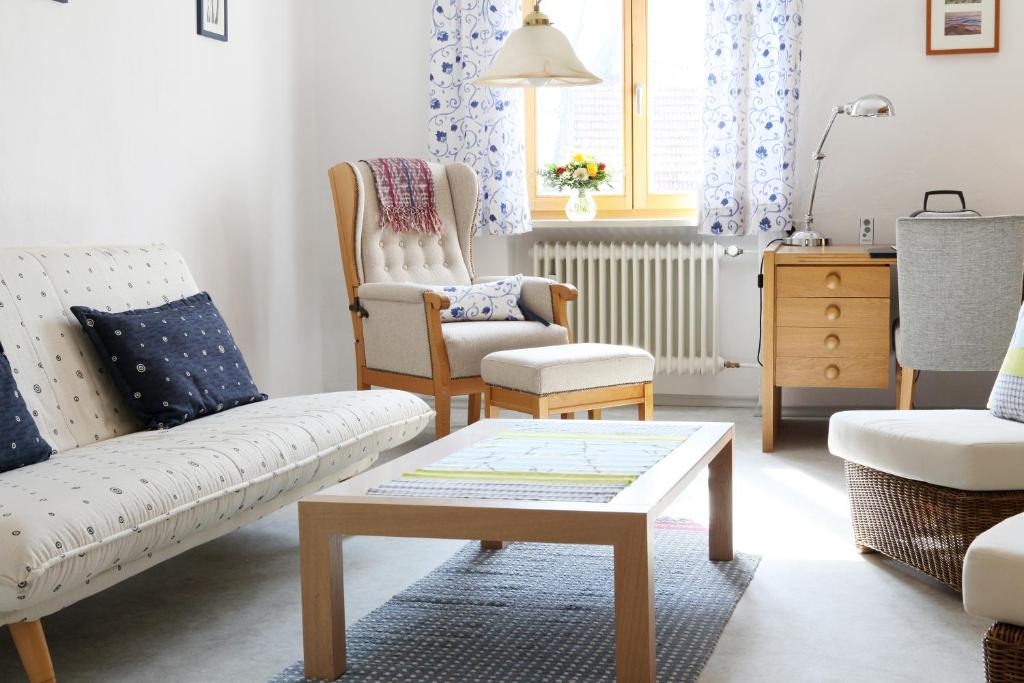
[{"x1": 761, "y1": 244, "x2": 897, "y2": 452}]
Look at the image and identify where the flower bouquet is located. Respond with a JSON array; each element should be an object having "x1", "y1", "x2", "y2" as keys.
[{"x1": 538, "y1": 153, "x2": 614, "y2": 221}]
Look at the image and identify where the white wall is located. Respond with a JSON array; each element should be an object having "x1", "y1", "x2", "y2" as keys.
[
  {"x1": 297, "y1": 0, "x2": 434, "y2": 395},
  {"x1": 505, "y1": 0, "x2": 1024, "y2": 409},
  {"x1": 3, "y1": 1, "x2": 1019, "y2": 409},
  {"x1": 0, "y1": 0, "x2": 319, "y2": 397}
]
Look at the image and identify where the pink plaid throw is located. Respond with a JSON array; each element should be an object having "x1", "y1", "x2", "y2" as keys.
[{"x1": 363, "y1": 158, "x2": 444, "y2": 234}]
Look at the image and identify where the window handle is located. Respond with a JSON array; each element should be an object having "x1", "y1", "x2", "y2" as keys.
[{"x1": 635, "y1": 81, "x2": 645, "y2": 117}]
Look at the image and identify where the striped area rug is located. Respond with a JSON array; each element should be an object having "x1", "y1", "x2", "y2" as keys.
[{"x1": 273, "y1": 520, "x2": 759, "y2": 682}]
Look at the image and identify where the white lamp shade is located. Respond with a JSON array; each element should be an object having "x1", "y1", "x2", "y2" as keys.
[{"x1": 475, "y1": 24, "x2": 602, "y2": 88}]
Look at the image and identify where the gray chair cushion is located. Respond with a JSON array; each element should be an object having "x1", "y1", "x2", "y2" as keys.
[{"x1": 442, "y1": 322, "x2": 569, "y2": 379}]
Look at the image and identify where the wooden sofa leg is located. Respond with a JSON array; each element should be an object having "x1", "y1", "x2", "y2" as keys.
[
  {"x1": 9, "y1": 621, "x2": 56, "y2": 683},
  {"x1": 898, "y1": 367, "x2": 916, "y2": 410},
  {"x1": 434, "y1": 393, "x2": 451, "y2": 439}
]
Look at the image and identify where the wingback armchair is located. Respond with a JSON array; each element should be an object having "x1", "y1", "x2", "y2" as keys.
[{"x1": 329, "y1": 160, "x2": 577, "y2": 438}]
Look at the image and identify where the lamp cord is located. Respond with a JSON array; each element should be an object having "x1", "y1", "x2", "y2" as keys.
[{"x1": 757, "y1": 238, "x2": 784, "y2": 367}]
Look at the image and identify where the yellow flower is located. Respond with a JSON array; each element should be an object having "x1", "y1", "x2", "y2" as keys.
[
  {"x1": 572, "y1": 153, "x2": 585, "y2": 162},
  {"x1": 586, "y1": 162, "x2": 598, "y2": 177}
]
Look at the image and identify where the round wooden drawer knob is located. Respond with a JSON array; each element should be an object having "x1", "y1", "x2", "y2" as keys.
[
  {"x1": 825, "y1": 304, "x2": 841, "y2": 320},
  {"x1": 824, "y1": 365, "x2": 840, "y2": 380},
  {"x1": 824, "y1": 334, "x2": 840, "y2": 350},
  {"x1": 825, "y1": 272, "x2": 842, "y2": 290}
]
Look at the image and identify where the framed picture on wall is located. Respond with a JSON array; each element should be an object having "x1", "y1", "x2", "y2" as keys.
[
  {"x1": 927, "y1": 0, "x2": 999, "y2": 55},
  {"x1": 197, "y1": 0, "x2": 228, "y2": 42}
]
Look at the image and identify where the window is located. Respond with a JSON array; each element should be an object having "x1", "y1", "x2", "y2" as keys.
[{"x1": 525, "y1": 0, "x2": 704, "y2": 219}]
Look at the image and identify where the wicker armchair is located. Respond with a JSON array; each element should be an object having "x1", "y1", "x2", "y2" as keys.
[
  {"x1": 830, "y1": 409, "x2": 1024, "y2": 591},
  {"x1": 328, "y1": 160, "x2": 577, "y2": 438}
]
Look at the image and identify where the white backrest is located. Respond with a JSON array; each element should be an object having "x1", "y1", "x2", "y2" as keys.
[
  {"x1": 351, "y1": 160, "x2": 478, "y2": 286},
  {"x1": 0, "y1": 245, "x2": 199, "y2": 451}
]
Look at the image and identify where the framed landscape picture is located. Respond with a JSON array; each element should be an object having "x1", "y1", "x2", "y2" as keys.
[
  {"x1": 927, "y1": 0, "x2": 999, "y2": 55},
  {"x1": 197, "y1": 0, "x2": 228, "y2": 42}
]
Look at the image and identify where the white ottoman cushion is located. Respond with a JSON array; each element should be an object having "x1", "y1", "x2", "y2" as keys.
[
  {"x1": 828, "y1": 409, "x2": 1024, "y2": 491},
  {"x1": 481, "y1": 343, "x2": 655, "y2": 395},
  {"x1": 964, "y1": 513, "x2": 1024, "y2": 626}
]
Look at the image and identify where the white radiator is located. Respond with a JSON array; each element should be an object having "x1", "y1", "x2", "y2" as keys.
[{"x1": 533, "y1": 241, "x2": 725, "y2": 374}]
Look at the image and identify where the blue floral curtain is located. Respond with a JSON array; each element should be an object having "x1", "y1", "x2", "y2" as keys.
[
  {"x1": 701, "y1": 0, "x2": 803, "y2": 236},
  {"x1": 429, "y1": 1, "x2": 531, "y2": 236}
]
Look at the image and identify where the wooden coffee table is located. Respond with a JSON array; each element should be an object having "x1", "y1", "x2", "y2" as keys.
[{"x1": 299, "y1": 419, "x2": 734, "y2": 682}]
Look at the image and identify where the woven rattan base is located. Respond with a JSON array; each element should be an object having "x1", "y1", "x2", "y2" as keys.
[
  {"x1": 845, "y1": 461, "x2": 1024, "y2": 591},
  {"x1": 986, "y1": 622, "x2": 1024, "y2": 682}
]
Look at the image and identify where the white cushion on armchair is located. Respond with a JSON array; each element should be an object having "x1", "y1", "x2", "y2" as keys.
[
  {"x1": 829, "y1": 409, "x2": 1024, "y2": 491},
  {"x1": 443, "y1": 321, "x2": 568, "y2": 379}
]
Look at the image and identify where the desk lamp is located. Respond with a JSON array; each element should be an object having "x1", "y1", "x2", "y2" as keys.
[{"x1": 785, "y1": 94, "x2": 895, "y2": 247}]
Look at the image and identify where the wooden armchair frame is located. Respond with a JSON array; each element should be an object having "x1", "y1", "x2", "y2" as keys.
[{"x1": 329, "y1": 162, "x2": 577, "y2": 438}]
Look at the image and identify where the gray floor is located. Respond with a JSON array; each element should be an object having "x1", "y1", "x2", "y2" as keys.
[{"x1": 0, "y1": 406, "x2": 990, "y2": 682}]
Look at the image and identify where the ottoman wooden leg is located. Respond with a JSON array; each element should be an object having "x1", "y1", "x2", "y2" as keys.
[
  {"x1": 480, "y1": 540, "x2": 509, "y2": 550},
  {"x1": 561, "y1": 412, "x2": 575, "y2": 419},
  {"x1": 638, "y1": 383, "x2": 654, "y2": 421},
  {"x1": 589, "y1": 409, "x2": 603, "y2": 420}
]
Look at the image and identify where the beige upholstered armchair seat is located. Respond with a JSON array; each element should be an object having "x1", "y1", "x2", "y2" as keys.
[{"x1": 330, "y1": 160, "x2": 577, "y2": 437}]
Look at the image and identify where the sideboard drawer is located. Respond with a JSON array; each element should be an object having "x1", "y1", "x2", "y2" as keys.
[
  {"x1": 776, "y1": 326, "x2": 890, "y2": 358},
  {"x1": 777, "y1": 266, "x2": 890, "y2": 298},
  {"x1": 776, "y1": 297, "x2": 890, "y2": 328},
  {"x1": 776, "y1": 357, "x2": 889, "y2": 389}
]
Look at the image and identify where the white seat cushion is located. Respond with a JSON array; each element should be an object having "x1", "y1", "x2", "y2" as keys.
[
  {"x1": 481, "y1": 343, "x2": 655, "y2": 395},
  {"x1": 964, "y1": 513, "x2": 1024, "y2": 626},
  {"x1": 441, "y1": 321, "x2": 568, "y2": 379},
  {"x1": 0, "y1": 390, "x2": 431, "y2": 616},
  {"x1": 828, "y1": 409, "x2": 1024, "y2": 491}
]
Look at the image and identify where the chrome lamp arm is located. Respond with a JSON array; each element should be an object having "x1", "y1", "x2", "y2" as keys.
[{"x1": 804, "y1": 105, "x2": 843, "y2": 231}]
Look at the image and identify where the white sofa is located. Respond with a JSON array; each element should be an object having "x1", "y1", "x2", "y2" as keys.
[{"x1": 0, "y1": 245, "x2": 432, "y2": 682}]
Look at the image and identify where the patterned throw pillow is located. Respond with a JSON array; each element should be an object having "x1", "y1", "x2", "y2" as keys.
[
  {"x1": 72, "y1": 293, "x2": 267, "y2": 430},
  {"x1": 0, "y1": 343, "x2": 53, "y2": 473},
  {"x1": 991, "y1": 304, "x2": 1024, "y2": 423},
  {"x1": 434, "y1": 275, "x2": 526, "y2": 323}
]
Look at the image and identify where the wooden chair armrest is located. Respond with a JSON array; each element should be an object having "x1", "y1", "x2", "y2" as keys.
[
  {"x1": 551, "y1": 283, "x2": 578, "y2": 302},
  {"x1": 421, "y1": 292, "x2": 453, "y2": 384},
  {"x1": 550, "y1": 283, "x2": 578, "y2": 341}
]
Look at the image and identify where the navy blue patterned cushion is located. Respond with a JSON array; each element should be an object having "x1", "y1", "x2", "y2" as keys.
[
  {"x1": 0, "y1": 344, "x2": 53, "y2": 473},
  {"x1": 71, "y1": 293, "x2": 267, "y2": 430}
]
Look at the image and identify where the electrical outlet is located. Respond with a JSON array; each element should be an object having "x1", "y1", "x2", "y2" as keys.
[{"x1": 859, "y1": 217, "x2": 875, "y2": 245}]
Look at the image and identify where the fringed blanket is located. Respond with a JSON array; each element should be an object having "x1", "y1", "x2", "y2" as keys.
[{"x1": 363, "y1": 158, "x2": 444, "y2": 234}]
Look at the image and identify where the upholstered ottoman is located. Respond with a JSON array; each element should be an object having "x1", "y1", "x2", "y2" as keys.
[
  {"x1": 481, "y1": 343, "x2": 656, "y2": 420},
  {"x1": 965, "y1": 513, "x2": 1024, "y2": 682}
]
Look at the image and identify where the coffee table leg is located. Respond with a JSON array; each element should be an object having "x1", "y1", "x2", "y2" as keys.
[
  {"x1": 300, "y1": 511, "x2": 347, "y2": 680},
  {"x1": 614, "y1": 524, "x2": 655, "y2": 682},
  {"x1": 708, "y1": 439, "x2": 734, "y2": 561}
]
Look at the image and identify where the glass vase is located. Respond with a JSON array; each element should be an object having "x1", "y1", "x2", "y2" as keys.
[{"x1": 565, "y1": 189, "x2": 597, "y2": 222}]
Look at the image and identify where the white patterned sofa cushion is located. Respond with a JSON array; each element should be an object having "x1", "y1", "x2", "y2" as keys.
[
  {"x1": 0, "y1": 245, "x2": 200, "y2": 451},
  {"x1": 0, "y1": 389, "x2": 431, "y2": 623}
]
